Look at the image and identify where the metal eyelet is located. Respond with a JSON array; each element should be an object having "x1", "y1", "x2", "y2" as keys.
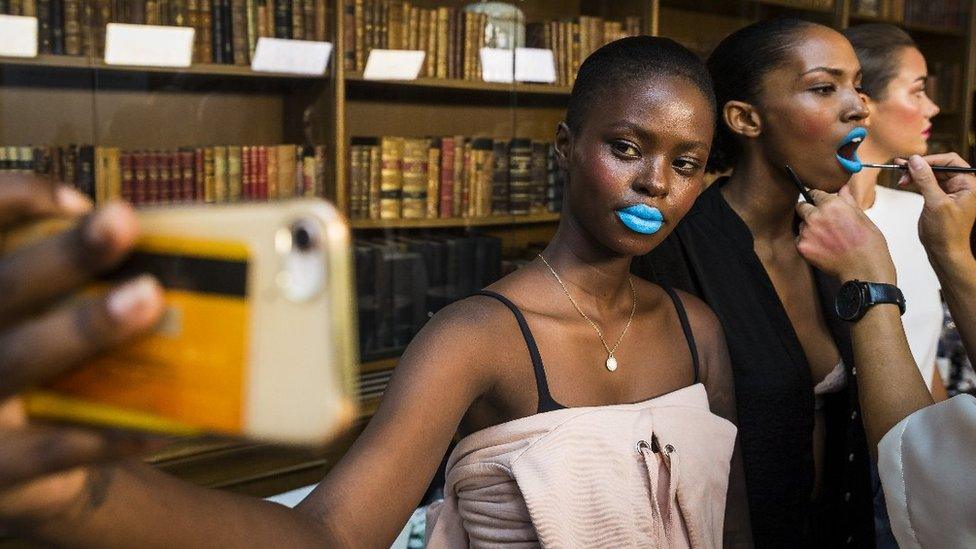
[
  {"x1": 665, "y1": 443, "x2": 675, "y2": 454},
  {"x1": 636, "y1": 439, "x2": 651, "y2": 453}
]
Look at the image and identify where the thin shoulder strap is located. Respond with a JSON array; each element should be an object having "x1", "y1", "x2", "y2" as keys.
[
  {"x1": 661, "y1": 286, "x2": 701, "y2": 384},
  {"x1": 474, "y1": 290, "x2": 562, "y2": 413}
]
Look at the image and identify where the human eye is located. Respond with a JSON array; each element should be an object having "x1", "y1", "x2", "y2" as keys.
[
  {"x1": 672, "y1": 156, "x2": 703, "y2": 175},
  {"x1": 610, "y1": 140, "x2": 641, "y2": 159},
  {"x1": 810, "y1": 84, "x2": 836, "y2": 96}
]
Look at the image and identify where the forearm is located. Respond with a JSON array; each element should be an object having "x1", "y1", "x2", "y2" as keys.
[
  {"x1": 932, "y1": 253, "x2": 976, "y2": 367},
  {"x1": 850, "y1": 304, "x2": 934, "y2": 451},
  {"x1": 24, "y1": 461, "x2": 332, "y2": 548}
]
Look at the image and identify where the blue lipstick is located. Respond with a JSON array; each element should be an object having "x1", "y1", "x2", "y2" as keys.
[
  {"x1": 835, "y1": 127, "x2": 867, "y2": 174},
  {"x1": 615, "y1": 204, "x2": 664, "y2": 235}
]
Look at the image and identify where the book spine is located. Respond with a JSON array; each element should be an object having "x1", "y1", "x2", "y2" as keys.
[
  {"x1": 199, "y1": 0, "x2": 212, "y2": 62},
  {"x1": 231, "y1": 0, "x2": 247, "y2": 64},
  {"x1": 265, "y1": 144, "x2": 278, "y2": 198},
  {"x1": 379, "y1": 136, "x2": 403, "y2": 219},
  {"x1": 434, "y1": 7, "x2": 447, "y2": 78},
  {"x1": 530, "y1": 141, "x2": 547, "y2": 213},
  {"x1": 315, "y1": 0, "x2": 325, "y2": 40},
  {"x1": 36, "y1": 0, "x2": 52, "y2": 53},
  {"x1": 426, "y1": 138, "x2": 439, "y2": 218},
  {"x1": 210, "y1": 0, "x2": 223, "y2": 63},
  {"x1": 313, "y1": 145, "x2": 326, "y2": 197},
  {"x1": 348, "y1": 144, "x2": 363, "y2": 217},
  {"x1": 256, "y1": 145, "x2": 268, "y2": 199},
  {"x1": 133, "y1": 151, "x2": 148, "y2": 205},
  {"x1": 274, "y1": 0, "x2": 289, "y2": 38},
  {"x1": 439, "y1": 136, "x2": 454, "y2": 217},
  {"x1": 220, "y1": 0, "x2": 233, "y2": 62},
  {"x1": 367, "y1": 144, "x2": 380, "y2": 219},
  {"x1": 213, "y1": 145, "x2": 227, "y2": 202},
  {"x1": 276, "y1": 144, "x2": 296, "y2": 198},
  {"x1": 120, "y1": 151, "x2": 134, "y2": 203},
  {"x1": 290, "y1": 0, "x2": 302, "y2": 39},
  {"x1": 158, "y1": 150, "x2": 173, "y2": 204},
  {"x1": 180, "y1": 149, "x2": 194, "y2": 202},
  {"x1": 145, "y1": 0, "x2": 159, "y2": 24},
  {"x1": 63, "y1": 0, "x2": 81, "y2": 54},
  {"x1": 203, "y1": 146, "x2": 215, "y2": 202},
  {"x1": 245, "y1": 0, "x2": 257, "y2": 59},
  {"x1": 400, "y1": 137, "x2": 427, "y2": 219},
  {"x1": 50, "y1": 0, "x2": 66, "y2": 55},
  {"x1": 302, "y1": 146, "x2": 316, "y2": 197},
  {"x1": 508, "y1": 138, "x2": 531, "y2": 215},
  {"x1": 461, "y1": 139, "x2": 471, "y2": 216},
  {"x1": 227, "y1": 145, "x2": 242, "y2": 201},
  {"x1": 193, "y1": 147, "x2": 205, "y2": 200},
  {"x1": 302, "y1": 0, "x2": 313, "y2": 40},
  {"x1": 491, "y1": 139, "x2": 508, "y2": 216}
]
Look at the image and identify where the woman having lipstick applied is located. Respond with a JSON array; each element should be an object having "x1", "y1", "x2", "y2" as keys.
[
  {"x1": 633, "y1": 18, "x2": 877, "y2": 546},
  {"x1": 0, "y1": 37, "x2": 752, "y2": 548},
  {"x1": 842, "y1": 24, "x2": 948, "y2": 401}
]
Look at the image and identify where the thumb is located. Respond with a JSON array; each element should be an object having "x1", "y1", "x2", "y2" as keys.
[
  {"x1": 838, "y1": 185, "x2": 857, "y2": 206},
  {"x1": 908, "y1": 154, "x2": 946, "y2": 204}
]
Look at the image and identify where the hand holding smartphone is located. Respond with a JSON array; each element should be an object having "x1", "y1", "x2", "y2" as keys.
[{"x1": 21, "y1": 200, "x2": 359, "y2": 445}]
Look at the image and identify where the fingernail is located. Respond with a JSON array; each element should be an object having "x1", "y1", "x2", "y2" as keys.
[
  {"x1": 84, "y1": 203, "x2": 123, "y2": 247},
  {"x1": 107, "y1": 276, "x2": 158, "y2": 321},
  {"x1": 897, "y1": 175, "x2": 909, "y2": 186},
  {"x1": 909, "y1": 155, "x2": 926, "y2": 170},
  {"x1": 56, "y1": 186, "x2": 92, "y2": 214}
]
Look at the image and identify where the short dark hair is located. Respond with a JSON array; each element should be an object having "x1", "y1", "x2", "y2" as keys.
[
  {"x1": 705, "y1": 18, "x2": 820, "y2": 172},
  {"x1": 565, "y1": 36, "x2": 716, "y2": 135},
  {"x1": 842, "y1": 23, "x2": 916, "y2": 100}
]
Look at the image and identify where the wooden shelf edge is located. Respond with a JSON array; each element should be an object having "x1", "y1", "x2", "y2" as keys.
[
  {"x1": 344, "y1": 71, "x2": 571, "y2": 96},
  {"x1": 755, "y1": 0, "x2": 834, "y2": 13},
  {"x1": 350, "y1": 212, "x2": 560, "y2": 229},
  {"x1": 361, "y1": 357, "x2": 399, "y2": 373},
  {"x1": 0, "y1": 54, "x2": 329, "y2": 80}
]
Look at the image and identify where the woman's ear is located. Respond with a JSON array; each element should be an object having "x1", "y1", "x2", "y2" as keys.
[
  {"x1": 723, "y1": 100, "x2": 762, "y2": 139},
  {"x1": 554, "y1": 122, "x2": 572, "y2": 172}
]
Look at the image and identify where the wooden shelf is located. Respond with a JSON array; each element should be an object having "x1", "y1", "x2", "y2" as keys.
[
  {"x1": 0, "y1": 54, "x2": 328, "y2": 80},
  {"x1": 350, "y1": 212, "x2": 560, "y2": 229},
  {"x1": 361, "y1": 357, "x2": 398, "y2": 374},
  {"x1": 344, "y1": 72, "x2": 571, "y2": 96},
  {"x1": 755, "y1": 0, "x2": 834, "y2": 13}
]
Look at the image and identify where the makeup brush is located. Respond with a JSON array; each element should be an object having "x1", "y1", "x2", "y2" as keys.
[
  {"x1": 861, "y1": 162, "x2": 976, "y2": 174},
  {"x1": 785, "y1": 165, "x2": 816, "y2": 205}
]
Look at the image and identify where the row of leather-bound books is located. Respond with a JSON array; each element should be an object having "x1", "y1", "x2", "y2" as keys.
[
  {"x1": 348, "y1": 136, "x2": 564, "y2": 221},
  {"x1": 341, "y1": 0, "x2": 641, "y2": 86},
  {"x1": 0, "y1": 0, "x2": 329, "y2": 65},
  {"x1": 0, "y1": 144, "x2": 327, "y2": 205}
]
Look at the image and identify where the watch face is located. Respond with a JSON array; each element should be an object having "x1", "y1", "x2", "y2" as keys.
[{"x1": 836, "y1": 282, "x2": 864, "y2": 321}]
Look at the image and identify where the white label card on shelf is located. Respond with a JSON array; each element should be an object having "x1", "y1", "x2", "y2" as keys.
[
  {"x1": 0, "y1": 15, "x2": 39, "y2": 58},
  {"x1": 363, "y1": 49, "x2": 426, "y2": 80},
  {"x1": 104, "y1": 23, "x2": 194, "y2": 67},
  {"x1": 251, "y1": 38, "x2": 332, "y2": 75},
  {"x1": 514, "y1": 48, "x2": 557, "y2": 84},
  {"x1": 480, "y1": 48, "x2": 514, "y2": 83}
]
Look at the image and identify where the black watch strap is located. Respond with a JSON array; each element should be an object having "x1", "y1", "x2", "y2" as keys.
[{"x1": 866, "y1": 282, "x2": 906, "y2": 316}]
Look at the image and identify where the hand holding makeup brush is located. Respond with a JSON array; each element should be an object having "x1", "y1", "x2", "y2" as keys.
[
  {"x1": 795, "y1": 186, "x2": 896, "y2": 285},
  {"x1": 895, "y1": 154, "x2": 976, "y2": 270}
]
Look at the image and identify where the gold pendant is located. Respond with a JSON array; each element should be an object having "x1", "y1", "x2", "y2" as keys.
[{"x1": 606, "y1": 356, "x2": 618, "y2": 372}]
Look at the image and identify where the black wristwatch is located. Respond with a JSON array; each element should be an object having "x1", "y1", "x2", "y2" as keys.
[{"x1": 835, "y1": 280, "x2": 906, "y2": 322}]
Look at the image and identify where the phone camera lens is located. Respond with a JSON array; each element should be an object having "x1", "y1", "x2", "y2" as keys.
[{"x1": 293, "y1": 226, "x2": 313, "y2": 252}]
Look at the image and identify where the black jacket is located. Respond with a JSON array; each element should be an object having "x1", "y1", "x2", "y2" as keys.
[{"x1": 632, "y1": 178, "x2": 875, "y2": 548}]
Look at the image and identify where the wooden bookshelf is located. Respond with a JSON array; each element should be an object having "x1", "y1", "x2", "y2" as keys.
[
  {"x1": 350, "y1": 212, "x2": 560, "y2": 229},
  {"x1": 0, "y1": 54, "x2": 330, "y2": 80},
  {"x1": 344, "y1": 72, "x2": 571, "y2": 96}
]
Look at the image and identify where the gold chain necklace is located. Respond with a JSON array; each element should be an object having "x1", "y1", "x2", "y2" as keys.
[{"x1": 538, "y1": 253, "x2": 637, "y2": 372}]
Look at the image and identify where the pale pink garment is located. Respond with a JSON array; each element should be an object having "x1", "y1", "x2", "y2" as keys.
[{"x1": 426, "y1": 383, "x2": 736, "y2": 548}]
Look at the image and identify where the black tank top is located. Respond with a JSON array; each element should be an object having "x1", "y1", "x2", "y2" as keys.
[{"x1": 475, "y1": 286, "x2": 701, "y2": 414}]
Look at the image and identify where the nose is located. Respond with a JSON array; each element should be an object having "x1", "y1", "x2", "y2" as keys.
[
  {"x1": 925, "y1": 94, "x2": 940, "y2": 119},
  {"x1": 633, "y1": 157, "x2": 669, "y2": 198},
  {"x1": 843, "y1": 92, "x2": 870, "y2": 123}
]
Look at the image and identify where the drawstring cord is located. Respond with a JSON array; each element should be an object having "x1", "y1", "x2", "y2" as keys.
[{"x1": 637, "y1": 436, "x2": 678, "y2": 546}]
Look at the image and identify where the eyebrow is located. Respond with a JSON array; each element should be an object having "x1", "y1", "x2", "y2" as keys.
[
  {"x1": 914, "y1": 75, "x2": 928, "y2": 84},
  {"x1": 801, "y1": 66, "x2": 862, "y2": 79},
  {"x1": 608, "y1": 121, "x2": 710, "y2": 151}
]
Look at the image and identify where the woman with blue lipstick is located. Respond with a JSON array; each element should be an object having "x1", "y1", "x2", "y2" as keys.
[
  {"x1": 843, "y1": 24, "x2": 947, "y2": 401},
  {"x1": 0, "y1": 37, "x2": 753, "y2": 547},
  {"x1": 633, "y1": 18, "x2": 877, "y2": 547}
]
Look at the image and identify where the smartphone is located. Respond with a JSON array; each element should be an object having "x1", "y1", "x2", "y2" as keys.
[{"x1": 25, "y1": 200, "x2": 359, "y2": 445}]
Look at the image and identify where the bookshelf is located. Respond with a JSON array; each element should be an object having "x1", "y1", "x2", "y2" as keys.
[{"x1": 1, "y1": 0, "x2": 974, "y2": 514}]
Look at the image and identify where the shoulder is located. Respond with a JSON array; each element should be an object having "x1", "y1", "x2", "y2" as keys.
[
  {"x1": 665, "y1": 287, "x2": 728, "y2": 384},
  {"x1": 411, "y1": 293, "x2": 521, "y2": 360}
]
